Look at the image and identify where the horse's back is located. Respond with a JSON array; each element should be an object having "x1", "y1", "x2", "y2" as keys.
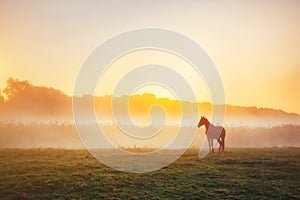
[{"x1": 207, "y1": 125, "x2": 225, "y2": 139}]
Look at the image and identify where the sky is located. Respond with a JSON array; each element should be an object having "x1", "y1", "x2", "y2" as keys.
[{"x1": 0, "y1": 0, "x2": 300, "y2": 113}]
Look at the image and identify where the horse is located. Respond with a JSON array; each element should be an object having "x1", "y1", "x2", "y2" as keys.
[{"x1": 197, "y1": 116, "x2": 226, "y2": 153}]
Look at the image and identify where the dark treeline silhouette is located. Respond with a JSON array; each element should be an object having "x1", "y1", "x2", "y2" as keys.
[
  {"x1": 0, "y1": 78, "x2": 72, "y2": 121},
  {"x1": 1, "y1": 77, "x2": 300, "y2": 126},
  {"x1": 1, "y1": 78, "x2": 299, "y2": 149}
]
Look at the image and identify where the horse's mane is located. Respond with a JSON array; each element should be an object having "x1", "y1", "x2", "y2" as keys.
[{"x1": 209, "y1": 123, "x2": 215, "y2": 127}]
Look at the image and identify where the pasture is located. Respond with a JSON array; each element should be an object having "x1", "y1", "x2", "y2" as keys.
[{"x1": 0, "y1": 148, "x2": 299, "y2": 199}]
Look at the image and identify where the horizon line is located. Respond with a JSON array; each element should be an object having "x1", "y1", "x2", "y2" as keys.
[{"x1": 1, "y1": 77, "x2": 300, "y2": 115}]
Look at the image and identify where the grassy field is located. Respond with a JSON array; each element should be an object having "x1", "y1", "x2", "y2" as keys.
[{"x1": 0, "y1": 148, "x2": 299, "y2": 199}]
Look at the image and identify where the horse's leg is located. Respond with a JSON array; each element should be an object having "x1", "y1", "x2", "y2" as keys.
[
  {"x1": 222, "y1": 136, "x2": 225, "y2": 152},
  {"x1": 222, "y1": 129, "x2": 226, "y2": 152},
  {"x1": 211, "y1": 139, "x2": 214, "y2": 153},
  {"x1": 207, "y1": 137, "x2": 211, "y2": 153},
  {"x1": 218, "y1": 139, "x2": 222, "y2": 152},
  {"x1": 218, "y1": 134, "x2": 222, "y2": 152}
]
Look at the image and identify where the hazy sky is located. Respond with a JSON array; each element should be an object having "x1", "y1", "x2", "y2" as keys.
[{"x1": 1, "y1": 0, "x2": 300, "y2": 113}]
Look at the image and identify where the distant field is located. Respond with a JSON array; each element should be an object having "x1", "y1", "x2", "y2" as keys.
[{"x1": 0, "y1": 148, "x2": 299, "y2": 199}]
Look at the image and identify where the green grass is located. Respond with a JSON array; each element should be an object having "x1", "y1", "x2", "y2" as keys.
[{"x1": 0, "y1": 148, "x2": 299, "y2": 199}]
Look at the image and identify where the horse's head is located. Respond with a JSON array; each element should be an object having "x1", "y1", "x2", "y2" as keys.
[{"x1": 197, "y1": 116, "x2": 209, "y2": 128}]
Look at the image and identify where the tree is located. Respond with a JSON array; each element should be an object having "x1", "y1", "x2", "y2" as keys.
[
  {"x1": 3, "y1": 78, "x2": 32, "y2": 101},
  {"x1": 0, "y1": 89, "x2": 4, "y2": 103}
]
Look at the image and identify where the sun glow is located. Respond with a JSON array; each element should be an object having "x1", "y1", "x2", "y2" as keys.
[
  {"x1": 96, "y1": 49, "x2": 211, "y2": 103},
  {"x1": 1, "y1": 1, "x2": 300, "y2": 113}
]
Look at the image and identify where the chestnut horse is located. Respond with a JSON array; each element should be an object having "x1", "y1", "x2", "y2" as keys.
[{"x1": 197, "y1": 116, "x2": 226, "y2": 153}]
